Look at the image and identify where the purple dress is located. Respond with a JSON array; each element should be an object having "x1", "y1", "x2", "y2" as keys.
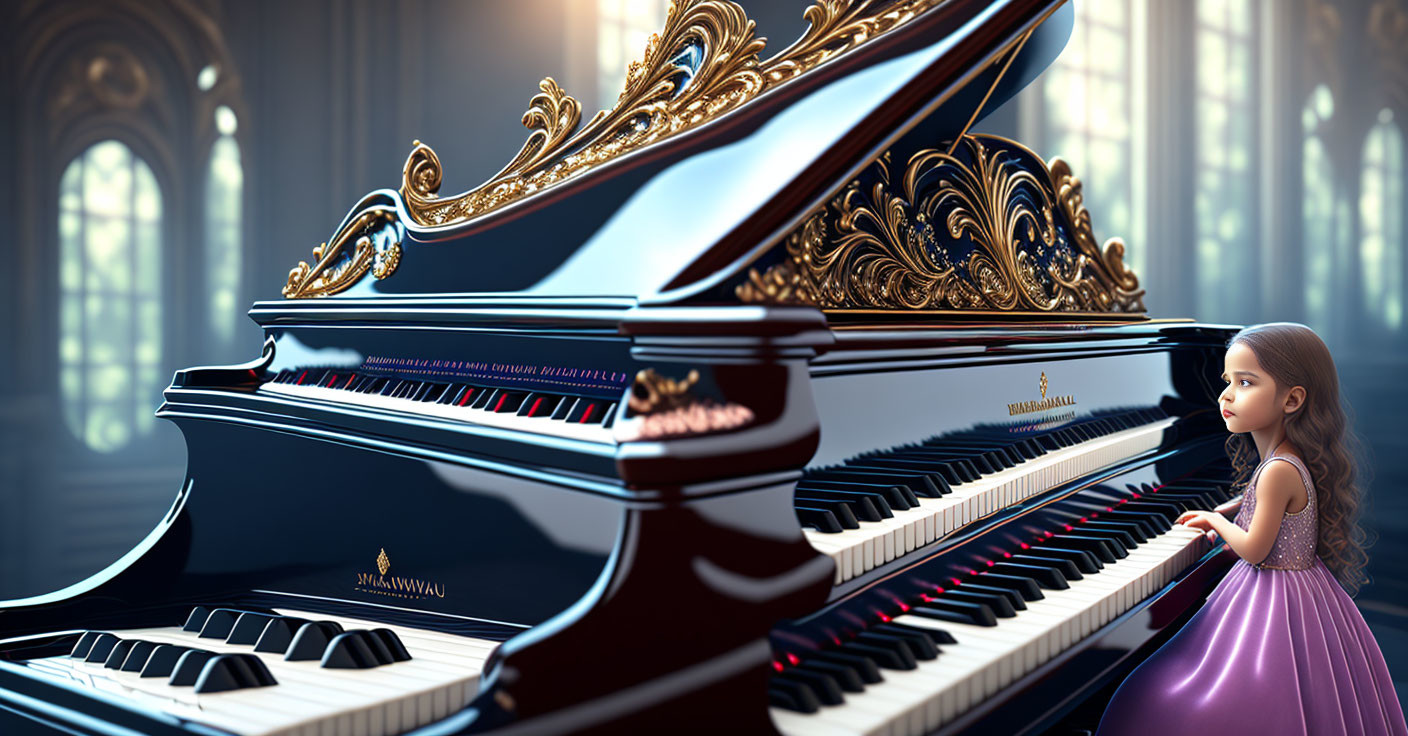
[{"x1": 1098, "y1": 451, "x2": 1407, "y2": 735}]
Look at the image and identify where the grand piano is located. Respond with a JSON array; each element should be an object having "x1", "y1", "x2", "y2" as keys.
[{"x1": 0, "y1": 1, "x2": 1243, "y2": 734}]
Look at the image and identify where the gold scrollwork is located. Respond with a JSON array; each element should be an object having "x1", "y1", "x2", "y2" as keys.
[
  {"x1": 739, "y1": 135, "x2": 1145, "y2": 314},
  {"x1": 283, "y1": 207, "x2": 402, "y2": 298},
  {"x1": 618, "y1": 368, "x2": 755, "y2": 441},
  {"x1": 401, "y1": 0, "x2": 947, "y2": 228},
  {"x1": 628, "y1": 368, "x2": 702, "y2": 415}
]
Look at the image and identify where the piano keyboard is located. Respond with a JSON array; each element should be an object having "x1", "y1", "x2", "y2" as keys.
[
  {"x1": 20, "y1": 607, "x2": 498, "y2": 736},
  {"x1": 770, "y1": 515, "x2": 1212, "y2": 735},
  {"x1": 260, "y1": 368, "x2": 618, "y2": 443},
  {"x1": 801, "y1": 409, "x2": 1176, "y2": 584}
]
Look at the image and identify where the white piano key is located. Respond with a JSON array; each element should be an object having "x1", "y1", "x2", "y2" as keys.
[
  {"x1": 261, "y1": 382, "x2": 615, "y2": 444},
  {"x1": 804, "y1": 418, "x2": 1175, "y2": 584},
  {"x1": 772, "y1": 522, "x2": 1209, "y2": 736}
]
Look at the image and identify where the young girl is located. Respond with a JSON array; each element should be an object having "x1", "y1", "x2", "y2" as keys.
[{"x1": 1098, "y1": 322, "x2": 1406, "y2": 735}]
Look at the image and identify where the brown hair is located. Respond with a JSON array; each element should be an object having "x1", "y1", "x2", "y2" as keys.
[{"x1": 1223, "y1": 322, "x2": 1371, "y2": 595}]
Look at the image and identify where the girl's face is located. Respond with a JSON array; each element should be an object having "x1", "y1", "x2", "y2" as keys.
[{"x1": 1218, "y1": 342, "x2": 1284, "y2": 433}]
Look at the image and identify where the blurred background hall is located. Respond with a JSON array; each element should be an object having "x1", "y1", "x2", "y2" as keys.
[{"x1": 1, "y1": 0, "x2": 1405, "y2": 712}]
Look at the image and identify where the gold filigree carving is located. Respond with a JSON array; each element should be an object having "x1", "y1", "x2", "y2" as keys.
[
  {"x1": 628, "y1": 368, "x2": 702, "y2": 415},
  {"x1": 743, "y1": 136, "x2": 1145, "y2": 314},
  {"x1": 283, "y1": 207, "x2": 402, "y2": 298},
  {"x1": 618, "y1": 368, "x2": 755, "y2": 441},
  {"x1": 401, "y1": 0, "x2": 948, "y2": 228}
]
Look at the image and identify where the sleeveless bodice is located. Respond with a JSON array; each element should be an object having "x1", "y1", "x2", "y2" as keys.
[{"x1": 1233, "y1": 450, "x2": 1318, "y2": 570}]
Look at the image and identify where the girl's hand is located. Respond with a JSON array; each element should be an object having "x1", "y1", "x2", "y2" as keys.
[{"x1": 1177, "y1": 509, "x2": 1218, "y2": 531}]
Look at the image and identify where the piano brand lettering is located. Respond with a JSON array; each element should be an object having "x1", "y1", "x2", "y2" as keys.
[
  {"x1": 354, "y1": 548, "x2": 446, "y2": 600},
  {"x1": 1007, "y1": 371, "x2": 1076, "y2": 416},
  {"x1": 361, "y1": 355, "x2": 629, "y2": 390}
]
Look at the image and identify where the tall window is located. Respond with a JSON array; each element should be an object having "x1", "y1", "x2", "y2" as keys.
[
  {"x1": 596, "y1": 0, "x2": 668, "y2": 111},
  {"x1": 1194, "y1": 0, "x2": 1257, "y2": 323},
  {"x1": 1026, "y1": 0, "x2": 1144, "y2": 277},
  {"x1": 206, "y1": 105, "x2": 242, "y2": 344},
  {"x1": 1303, "y1": 85, "x2": 1337, "y2": 334},
  {"x1": 1360, "y1": 108, "x2": 1403, "y2": 330},
  {"x1": 58, "y1": 141, "x2": 163, "y2": 452}
]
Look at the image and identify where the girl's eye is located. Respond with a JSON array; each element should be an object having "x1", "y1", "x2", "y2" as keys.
[{"x1": 1240, "y1": 380, "x2": 1251, "y2": 387}]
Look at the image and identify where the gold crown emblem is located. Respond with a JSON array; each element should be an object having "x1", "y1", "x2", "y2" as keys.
[
  {"x1": 376, "y1": 548, "x2": 390, "y2": 575},
  {"x1": 1040, "y1": 372, "x2": 1048, "y2": 399}
]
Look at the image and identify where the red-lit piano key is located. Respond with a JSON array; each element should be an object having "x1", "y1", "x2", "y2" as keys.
[
  {"x1": 457, "y1": 388, "x2": 475, "y2": 407},
  {"x1": 295, "y1": 371, "x2": 308, "y2": 385}
]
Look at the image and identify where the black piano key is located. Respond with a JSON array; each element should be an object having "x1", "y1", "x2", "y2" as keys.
[
  {"x1": 227, "y1": 613, "x2": 277, "y2": 646},
  {"x1": 1075, "y1": 527, "x2": 1138, "y2": 552},
  {"x1": 420, "y1": 383, "x2": 449, "y2": 403},
  {"x1": 799, "y1": 661, "x2": 864, "y2": 693},
  {"x1": 322, "y1": 631, "x2": 393, "y2": 669},
  {"x1": 1119, "y1": 501, "x2": 1182, "y2": 525},
  {"x1": 896, "y1": 450, "x2": 991, "y2": 477},
  {"x1": 805, "y1": 478, "x2": 912, "y2": 512},
  {"x1": 368, "y1": 629, "x2": 412, "y2": 662},
  {"x1": 1085, "y1": 519, "x2": 1151, "y2": 543},
  {"x1": 871, "y1": 453, "x2": 978, "y2": 483},
  {"x1": 988, "y1": 562, "x2": 1068, "y2": 590},
  {"x1": 811, "y1": 470, "x2": 935, "y2": 502},
  {"x1": 917, "y1": 598, "x2": 999, "y2": 625},
  {"x1": 768, "y1": 681, "x2": 820, "y2": 714},
  {"x1": 181, "y1": 607, "x2": 212, "y2": 633},
  {"x1": 1059, "y1": 534, "x2": 1123, "y2": 561},
  {"x1": 70, "y1": 631, "x2": 103, "y2": 658},
  {"x1": 1155, "y1": 490, "x2": 1222, "y2": 510},
  {"x1": 365, "y1": 376, "x2": 389, "y2": 395},
  {"x1": 437, "y1": 383, "x2": 465, "y2": 405},
  {"x1": 119, "y1": 641, "x2": 160, "y2": 673},
  {"x1": 961, "y1": 583, "x2": 1027, "y2": 611},
  {"x1": 869, "y1": 625, "x2": 940, "y2": 659},
  {"x1": 795, "y1": 486, "x2": 893, "y2": 518},
  {"x1": 842, "y1": 464, "x2": 952, "y2": 496},
  {"x1": 198, "y1": 609, "x2": 245, "y2": 639},
  {"x1": 140, "y1": 645, "x2": 192, "y2": 678},
  {"x1": 796, "y1": 493, "x2": 884, "y2": 523},
  {"x1": 1011, "y1": 554, "x2": 1083, "y2": 581},
  {"x1": 856, "y1": 631, "x2": 930, "y2": 663},
  {"x1": 794, "y1": 498, "x2": 860, "y2": 529},
  {"x1": 347, "y1": 375, "x2": 373, "y2": 392},
  {"x1": 285, "y1": 621, "x2": 346, "y2": 661},
  {"x1": 842, "y1": 640, "x2": 916, "y2": 671},
  {"x1": 550, "y1": 396, "x2": 575, "y2": 420},
  {"x1": 911, "y1": 602, "x2": 996, "y2": 627},
  {"x1": 103, "y1": 639, "x2": 140, "y2": 669},
  {"x1": 170, "y1": 650, "x2": 218, "y2": 686},
  {"x1": 598, "y1": 403, "x2": 617, "y2": 427},
  {"x1": 812, "y1": 651, "x2": 884, "y2": 684},
  {"x1": 490, "y1": 391, "x2": 527, "y2": 413},
  {"x1": 470, "y1": 387, "x2": 494, "y2": 410},
  {"x1": 84, "y1": 634, "x2": 120, "y2": 663},
  {"x1": 876, "y1": 620, "x2": 956, "y2": 646},
  {"x1": 1030, "y1": 546, "x2": 1102, "y2": 574},
  {"x1": 796, "y1": 506, "x2": 844, "y2": 534},
  {"x1": 253, "y1": 617, "x2": 312, "y2": 654},
  {"x1": 193, "y1": 653, "x2": 278, "y2": 693},
  {"x1": 518, "y1": 394, "x2": 562, "y2": 418},
  {"x1": 776, "y1": 670, "x2": 845, "y2": 706},
  {"x1": 1091, "y1": 510, "x2": 1162, "y2": 537},
  {"x1": 974, "y1": 573, "x2": 1044, "y2": 601},
  {"x1": 943, "y1": 589, "x2": 1017, "y2": 618}
]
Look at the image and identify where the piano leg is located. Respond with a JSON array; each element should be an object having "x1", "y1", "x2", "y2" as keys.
[{"x1": 463, "y1": 476, "x2": 835, "y2": 735}]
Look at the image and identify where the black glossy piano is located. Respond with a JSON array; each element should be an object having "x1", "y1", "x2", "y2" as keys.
[{"x1": 0, "y1": 1, "x2": 1244, "y2": 734}]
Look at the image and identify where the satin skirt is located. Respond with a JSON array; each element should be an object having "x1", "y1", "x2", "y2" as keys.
[{"x1": 1097, "y1": 558, "x2": 1407, "y2": 736}]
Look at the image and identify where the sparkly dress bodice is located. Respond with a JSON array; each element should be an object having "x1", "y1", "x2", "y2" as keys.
[{"x1": 1232, "y1": 450, "x2": 1318, "y2": 570}]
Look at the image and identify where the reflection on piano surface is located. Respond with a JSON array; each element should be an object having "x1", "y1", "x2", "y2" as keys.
[{"x1": 0, "y1": 0, "x2": 1244, "y2": 734}]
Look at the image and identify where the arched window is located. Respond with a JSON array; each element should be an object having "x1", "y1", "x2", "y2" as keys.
[
  {"x1": 1303, "y1": 85, "x2": 1337, "y2": 334},
  {"x1": 206, "y1": 105, "x2": 242, "y2": 344},
  {"x1": 1028, "y1": 0, "x2": 1144, "y2": 276},
  {"x1": 1360, "y1": 108, "x2": 1403, "y2": 330},
  {"x1": 1194, "y1": 0, "x2": 1257, "y2": 323},
  {"x1": 58, "y1": 140, "x2": 163, "y2": 452},
  {"x1": 596, "y1": 0, "x2": 668, "y2": 111}
]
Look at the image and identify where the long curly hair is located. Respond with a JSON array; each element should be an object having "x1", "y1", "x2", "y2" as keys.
[{"x1": 1223, "y1": 322, "x2": 1372, "y2": 595}]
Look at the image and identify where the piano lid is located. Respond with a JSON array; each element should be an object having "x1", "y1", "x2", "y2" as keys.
[{"x1": 278, "y1": 0, "x2": 1094, "y2": 315}]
